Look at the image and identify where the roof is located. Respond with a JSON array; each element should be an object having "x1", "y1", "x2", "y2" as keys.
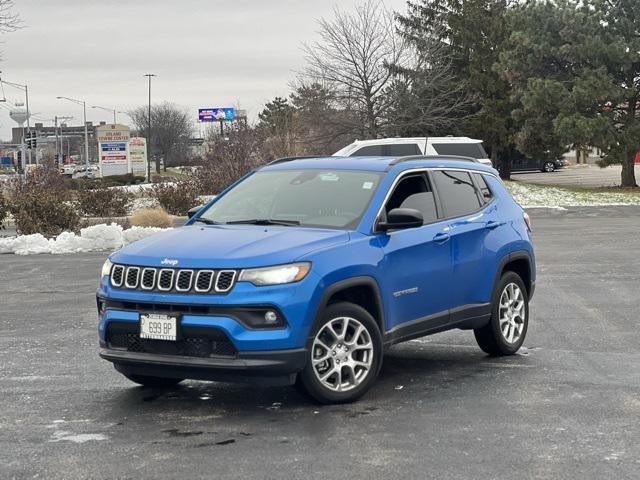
[
  {"x1": 343, "y1": 137, "x2": 482, "y2": 145},
  {"x1": 260, "y1": 156, "x2": 497, "y2": 174}
]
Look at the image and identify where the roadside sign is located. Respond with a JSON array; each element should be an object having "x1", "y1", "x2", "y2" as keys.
[
  {"x1": 96, "y1": 124, "x2": 130, "y2": 177},
  {"x1": 129, "y1": 137, "x2": 147, "y2": 175},
  {"x1": 198, "y1": 107, "x2": 235, "y2": 122}
]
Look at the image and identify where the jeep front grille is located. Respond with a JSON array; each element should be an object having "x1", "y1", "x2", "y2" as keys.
[{"x1": 109, "y1": 264, "x2": 237, "y2": 294}]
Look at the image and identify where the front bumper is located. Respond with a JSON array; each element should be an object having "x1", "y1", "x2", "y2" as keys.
[{"x1": 100, "y1": 347, "x2": 307, "y2": 386}]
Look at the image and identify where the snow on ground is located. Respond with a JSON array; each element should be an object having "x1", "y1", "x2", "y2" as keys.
[
  {"x1": 506, "y1": 181, "x2": 640, "y2": 208},
  {"x1": 0, "y1": 223, "x2": 170, "y2": 255}
]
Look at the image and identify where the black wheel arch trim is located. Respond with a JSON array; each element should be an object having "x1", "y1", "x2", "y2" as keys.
[
  {"x1": 309, "y1": 276, "x2": 385, "y2": 343},
  {"x1": 493, "y1": 250, "x2": 535, "y2": 300}
]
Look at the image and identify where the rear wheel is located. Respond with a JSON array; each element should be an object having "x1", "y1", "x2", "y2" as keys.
[
  {"x1": 542, "y1": 161, "x2": 555, "y2": 173},
  {"x1": 474, "y1": 271, "x2": 529, "y2": 356},
  {"x1": 121, "y1": 372, "x2": 184, "y2": 388},
  {"x1": 298, "y1": 302, "x2": 382, "y2": 404}
]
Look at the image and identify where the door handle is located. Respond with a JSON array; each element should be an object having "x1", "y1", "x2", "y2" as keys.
[
  {"x1": 485, "y1": 220, "x2": 505, "y2": 230},
  {"x1": 433, "y1": 231, "x2": 450, "y2": 244}
]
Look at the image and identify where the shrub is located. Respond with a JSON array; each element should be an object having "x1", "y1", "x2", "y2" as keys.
[
  {"x1": 151, "y1": 179, "x2": 199, "y2": 216},
  {"x1": 76, "y1": 187, "x2": 131, "y2": 217},
  {"x1": 0, "y1": 191, "x2": 8, "y2": 229},
  {"x1": 130, "y1": 207, "x2": 173, "y2": 228},
  {"x1": 10, "y1": 189, "x2": 79, "y2": 237}
]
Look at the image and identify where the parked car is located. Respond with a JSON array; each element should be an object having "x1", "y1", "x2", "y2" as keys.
[
  {"x1": 333, "y1": 137, "x2": 493, "y2": 167},
  {"x1": 505, "y1": 154, "x2": 566, "y2": 173},
  {"x1": 97, "y1": 155, "x2": 535, "y2": 403}
]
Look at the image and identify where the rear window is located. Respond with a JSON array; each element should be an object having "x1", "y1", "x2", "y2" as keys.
[
  {"x1": 432, "y1": 170, "x2": 482, "y2": 218},
  {"x1": 432, "y1": 143, "x2": 487, "y2": 159}
]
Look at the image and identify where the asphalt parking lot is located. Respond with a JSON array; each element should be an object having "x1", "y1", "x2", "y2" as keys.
[{"x1": 1, "y1": 206, "x2": 639, "y2": 479}]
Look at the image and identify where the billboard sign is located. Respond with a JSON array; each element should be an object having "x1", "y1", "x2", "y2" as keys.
[
  {"x1": 96, "y1": 124, "x2": 130, "y2": 177},
  {"x1": 198, "y1": 107, "x2": 235, "y2": 122},
  {"x1": 129, "y1": 137, "x2": 147, "y2": 175}
]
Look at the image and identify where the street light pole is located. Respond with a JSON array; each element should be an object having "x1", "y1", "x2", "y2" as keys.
[
  {"x1": 91, "y1": 105, "x2": 117, "y2": 123},
  {"x1": 57, "y1": 96, "x2": 90, "y2": 170},
  {"x1": 144, "y1": 73, "x2": 156, "y2": 182}
]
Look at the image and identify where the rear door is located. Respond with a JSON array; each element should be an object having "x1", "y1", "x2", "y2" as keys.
[
  {"x1": 376, "y1": 172, "x2": 453, "y2": 333},
  {"x1": 430, "y1": 169, "x2": 499, "y2": 317}
]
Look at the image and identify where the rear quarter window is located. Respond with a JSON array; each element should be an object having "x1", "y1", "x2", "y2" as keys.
[{"x1": 472, "y1": 173, "x2": 493, "y2": 204}]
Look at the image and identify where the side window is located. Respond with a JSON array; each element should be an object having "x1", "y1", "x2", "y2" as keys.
[
  {"x1": 384, "y1": 174, "x2": 438, "y2": 224},
  {"x1": 384, "y1": 144, "x2": 421, "y2": 156},
  {"x1": 351, "y1": 145, "x2": 383, "y2": 156},
  {"x1": 432, "y1": 170, "x2": 482, "y2": 218},
  {"x1": 472, "y1": 173, "x2": 493, "y2": 204}
]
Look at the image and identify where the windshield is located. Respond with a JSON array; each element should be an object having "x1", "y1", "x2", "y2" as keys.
[{"x1": 198, "y1": 169, "x2": 383, "y2": 229}]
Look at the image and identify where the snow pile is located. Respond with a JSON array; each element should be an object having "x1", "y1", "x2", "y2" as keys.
[
  {"x1": 0, "y1": 223, "x2": 170, "y2": 255},
  {"x1": 506, "y1": 181, "x2": 640, "y2": 207}
]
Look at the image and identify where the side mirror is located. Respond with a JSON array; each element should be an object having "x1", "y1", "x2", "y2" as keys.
[
  {"x1": 377, "y1": 208, "x2": 423, "y2": 232},
  {"x1": 187, "y1": 205, "x2": 204, "y2": 219}
]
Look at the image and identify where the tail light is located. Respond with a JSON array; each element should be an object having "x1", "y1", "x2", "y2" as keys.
[{"x1": 523, "y1": 212, "x2": 532, "y2": 232}]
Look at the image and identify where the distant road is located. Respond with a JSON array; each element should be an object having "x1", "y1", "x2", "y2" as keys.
[{"x1": 512, "y1": 164, "x2": 640, "y2": 188}]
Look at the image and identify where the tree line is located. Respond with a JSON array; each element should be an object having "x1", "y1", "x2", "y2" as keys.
[
  {"x1": 256, "y1": 0, "x2": 640, "y2": 187},
  {"x1": 129, "y1": 0, "x2": 639, "y2": 188}
]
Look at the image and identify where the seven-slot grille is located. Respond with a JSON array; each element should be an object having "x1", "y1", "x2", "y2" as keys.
[{"x1": 110, "y1": 264, "x2": 237, "y2": 294}]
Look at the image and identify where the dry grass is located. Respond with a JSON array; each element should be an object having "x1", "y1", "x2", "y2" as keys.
[{"x1": 129, "y1": 207, "x2": 173, "y2": 228}]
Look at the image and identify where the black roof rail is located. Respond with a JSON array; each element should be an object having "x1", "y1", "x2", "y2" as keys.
[
  {"x1": 266, "y1": 155, "x2": 321, "y2": 166},
  {"x1": 387, "y1": 154, "x2": 479, "y2": 167}
]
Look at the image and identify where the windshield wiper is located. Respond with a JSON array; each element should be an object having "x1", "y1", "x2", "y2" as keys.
[
  {"x1": 193, "y1": 217, "x2": 220, "y2": 225},
  {"x1": 226, "y1": 218, "x2": 300, "y2": 226}
]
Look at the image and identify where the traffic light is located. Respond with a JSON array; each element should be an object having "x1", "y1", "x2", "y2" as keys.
[{"x1": 26, "y1": 131, "x2": 37, "y2": 149}]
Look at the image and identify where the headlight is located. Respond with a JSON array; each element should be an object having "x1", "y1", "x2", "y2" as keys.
[
  {"x1": 239, "y1": 262, "x2": 311, "y2": 286},
  {"x1": 101, "y1": 258, "x2": 113, "y2": 278}
]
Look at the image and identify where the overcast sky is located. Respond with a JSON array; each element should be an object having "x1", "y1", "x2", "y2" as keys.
[{"x1": 0, "y1": 0, "x2": 408, "y2": 140}]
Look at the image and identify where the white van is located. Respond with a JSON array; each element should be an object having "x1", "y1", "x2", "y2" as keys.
[{"x1": 333, "y1": 137, "x2": 493, "y2": 167}]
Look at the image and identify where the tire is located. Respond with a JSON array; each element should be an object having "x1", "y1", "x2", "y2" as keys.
[
  {"x1": 298, "y1": 302, "x2": 383, "y2": 404},
  {"x1": 121, "y1": 372, "x2": 184, "y2": 388},
  {"x1": 542, "y1": 162, "x2": 555, "y2": 173},
  {"x1": 474, "y1": 271, "x2": 529, "y2": 356}
]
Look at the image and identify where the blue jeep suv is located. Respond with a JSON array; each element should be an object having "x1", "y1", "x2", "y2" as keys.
[{"x1": 98, "y1": 155, "x2": 535, "y2": 403}]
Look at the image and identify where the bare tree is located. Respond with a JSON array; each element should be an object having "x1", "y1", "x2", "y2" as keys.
[
  {"x1": 301, "y1": 0, "x2": 408, "y2": 138},
  {"x1": 129, "y1": 102, "x2": 194, "y2": 173},
  {"x1": 0, "y1": 0, "x2": 20, "y2": 34},
  {"x1": 193, "y1": 123, "x2": 265, "y2": 194},
  {"x1": 385, "y1": 32, "x2": 477, "y2": 136}
]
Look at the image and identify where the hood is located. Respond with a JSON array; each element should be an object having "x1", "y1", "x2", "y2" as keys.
[{"x1": 110, "y1": 224, "x2": 350, "y2": 268}]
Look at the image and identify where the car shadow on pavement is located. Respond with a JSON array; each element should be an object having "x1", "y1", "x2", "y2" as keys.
[{"x1": 99, "y1": 343, "x2": 531, "y2": 419}]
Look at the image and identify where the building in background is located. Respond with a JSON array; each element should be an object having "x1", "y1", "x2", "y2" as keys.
[{"x1": 11, "y1": 121, "x2": 107, "y2": 164}]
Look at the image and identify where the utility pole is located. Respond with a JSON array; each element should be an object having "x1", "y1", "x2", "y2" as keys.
[{"x1": 144, "y1": 74, "x2": 156, "y2": 181}]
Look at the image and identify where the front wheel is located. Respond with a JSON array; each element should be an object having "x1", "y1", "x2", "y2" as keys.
[
  {"x1": 298, "y1": 302, "x2": 383, "y2": 404},
  {"x1": 474, "y1": 271, "x2": 529, "y2": 356},
  {"x1": 542, "y1": 161, "x2": 555, "y2": 172}
]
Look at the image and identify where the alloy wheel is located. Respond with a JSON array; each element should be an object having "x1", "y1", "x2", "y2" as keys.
[
  {"x1": 311, "y1": 316, "x2": 374, "y2": 392},
  {"x1": 498, "y1": 283, "x2": 526, "y2": 344}
]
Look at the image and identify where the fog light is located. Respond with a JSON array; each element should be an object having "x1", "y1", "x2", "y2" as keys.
[{"x1": 264, "y1": 311, "x2": 278, "y2": 324}]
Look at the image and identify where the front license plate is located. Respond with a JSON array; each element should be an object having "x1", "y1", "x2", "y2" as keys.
[{"x1": 140, "y1": 314, "x2": 177, "y2": 341}]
